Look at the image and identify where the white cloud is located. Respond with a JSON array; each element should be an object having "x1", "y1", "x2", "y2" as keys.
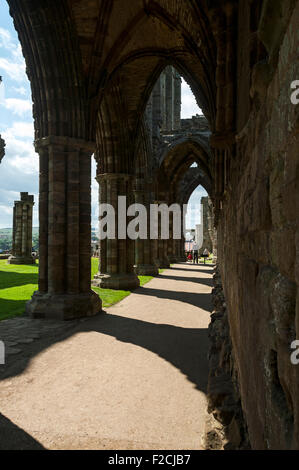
[
  {"x1": 13, "y1": 86, "x2": 27, "y2": 96},
  {"x1": 0, "y1": 204, "x2": 13, "y2": 215},
  {"x1": 4, "y1": 121, "x2": 34, "y2": 139},
  {"x1": 0, "y1": 23, "x2": 37, "y2": 228},
  {"x1": 4, "y1": 97, "x2": 31, "y2": 116},
  {"x1": 2, "y1": 121, "x2": 37, "y2": 175},
  {"x1": 0, "y1": 57, "x2": 26, "y2": 82},
  {"x1": 181, "y1": 79, "x2": 203, "y2": 119},
  {"x1": 9, "y1": 153, "x2": 38, "y2": 174},
  {"x1": 0, "y1": 203, "x2": 13, "y2": 228},
  {"x1": 0, "y1": 27, "x2": 13, "y2": 48},
  {"x1": 0, "y1": 28, "x2": 27, "y2": 83}
]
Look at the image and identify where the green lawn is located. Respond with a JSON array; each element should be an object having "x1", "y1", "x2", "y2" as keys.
[
  {"x1": 0, "y1": 261, "x2": 39, "y2": 321},
  {"x1": 0, "y1": 258, "x2": 160, "y2": 321}
]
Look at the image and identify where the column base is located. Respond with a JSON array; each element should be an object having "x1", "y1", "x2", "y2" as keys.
[
  {"x1": 154, "y1": 258, "x2": 170, "y2": 269},
  {"x1": 26, "y1": 290, "x2": 102, "y2": 320},
  {"x1": 167, "y1": 257, "x2": 178, "y2": 264},
  {"x1": 134, "y1": 264, "x2": 159, "y2": 276},
  {"x1": 92, "y1": 273, "x2": 140, "y2": 290},
  {"x1": 176, "y1": 256, "x2": 187, "y2": 262},
  {"x1": 7, "y1": 256, "x2": 36, "y2": 265}
]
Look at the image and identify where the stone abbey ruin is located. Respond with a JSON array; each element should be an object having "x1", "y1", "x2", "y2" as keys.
[
  {"x1": 1, "y1": 0, "x2": 299, "y2": 451},
  {"x1": 8, "y1": 193, "x2": 35, "y2": 266}
]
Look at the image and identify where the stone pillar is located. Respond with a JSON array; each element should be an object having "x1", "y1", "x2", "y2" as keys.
[
  {"x1": 166, "y1": 215, "x2": 178, "y2": 263},
  {"x1": 165, "y1": 67, "x2": 174, "y2": 131},
  {"x1": 8, "y1": 192, "x2": 35, "y2": 265},
  {"x1": 92, "y1": 173, "x2": 140, "y2": 290},
  {"x1": 133, "y1": 185, "x2": 159, "y2": 276},
  {"x1": 26, "y1": 136, "x2": 102, "y2": 320},
  {"x1": 201, "y1": 196, "x2": 213, "y2": 252},
  {"x1": 154, "y1": 239, "x2": 170, "y2": 269},
  {"x1": 208, "y1": 198, "x2": 217, "y2": 262},
  {"x1": 151, "y1": 78, "x2": 163, "y2": 155},
  {"x1": 176, "y1": 205, "x2": 187, "y2": 262},
  {"x1": 173, "y1": 70, "x2": 181, "y2": 131},
  {"x1": 160, "y1": 73, "x2": 167, "y2": 132},
  {"x1": 152, "y1": 201, "x2": 170, "y2": 269}
]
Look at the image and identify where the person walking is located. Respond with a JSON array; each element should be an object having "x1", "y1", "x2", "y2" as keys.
[
  {"x1": 193, "y1": 243, "x2": 199, "y2": 264},
  {"x1": 202, "y1": 248, "x2": 210, "y2": 264}
]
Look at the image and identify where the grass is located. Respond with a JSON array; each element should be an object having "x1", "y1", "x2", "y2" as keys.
[
  {"x1": 0, "y1": 261, "x2": 39, "y2": 321},
  {"x1": 185, "y1": 256, "x2": 215, "y2": 265},
  {"x1": 0, "y1": 258, "x2": 161, "y2": 322}
]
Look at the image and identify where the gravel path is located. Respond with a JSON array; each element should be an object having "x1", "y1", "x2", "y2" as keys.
[{"x1": 0, "y1": 263, "x2": 213, "y2": 450}]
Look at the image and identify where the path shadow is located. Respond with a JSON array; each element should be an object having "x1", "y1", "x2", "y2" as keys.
[
  {"x1": 0, "y1": 311, "x2": 210, "y2": 449},
  {"x1": 0, "y1": 413, "x2": 45, "y2": 450},
  {"x1": 169, "y1": 266, "x2": 215, "y2": 274},
  {"x1": 0, "y1": 312, "x2": 209, "y2": 393},
  {"x1": 134, "y1": 286, "x2": 212, "y2": 310},
  {"x1": 83, "y1": 313, "x2": 210, "y2": 392},
  {"x1": 158, "y1": 274, "x2": 213, "y2": 287}
]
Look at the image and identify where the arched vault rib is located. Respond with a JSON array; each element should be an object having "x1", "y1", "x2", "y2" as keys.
[
  {"x1": 179, "y1": 169, "x2": 212, "y2": 207},
  {"x1": 155, "y1": 135, "x2": 213, "y2": 203},
  {"x1": 86, "y1": 0, "x2": 217, "y2": 107}
]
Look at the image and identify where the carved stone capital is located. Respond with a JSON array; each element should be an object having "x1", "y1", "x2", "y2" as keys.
[{"x1": 35, "y1": 136, "x2": 96, "y2": 153}]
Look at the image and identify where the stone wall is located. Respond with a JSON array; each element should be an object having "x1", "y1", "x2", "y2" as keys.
[
  {"x1": 201, "y1": 197, "x2": 213, "y2": 253},
  {"x1": 207, "y1": 267, "x2": 250, "y2": 449},
  {"x1": 217, "y1": 3, "x2": 299, "y2": 449}
]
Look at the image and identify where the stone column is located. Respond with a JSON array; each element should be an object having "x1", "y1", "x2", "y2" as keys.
[
  {"x1": 160, "y1": 73, "x2": 167, "y2": 132},
  {"x1": 92, "y1": 173, "x2": 140, "y2": 290},
  {"x1": 153, "y1": 201, "x2": 170, "y2": 269},
  {"x1": 8, "y1": 192, "x2": 35, "y2": 265},
  {"x1": 173, "y1": 70, "x2": 181, "y2": 131},
  {"x1": 201, "y1": 196, "x2": 213, "y2": 252},
  {"x1": 166, "y1": 215, "x2": 178, "y2": 264},
  {"x1": 179, "y1": 238, "x2": 186, "y2": 261},
  {"x1": 175, "y1": 205, "x2": 187, "y2": 262},
  {"x1": 133, "y1": 184, "x2": 159, "y2": 276},
  {"x1": 208, "y1": 198, "x2": 218, "y2": 262},
  {"x1": 26, "y1": 136, "x2": 102, "y2": 320},
  {"x1": 165, "y1": 67, "x2": 174, "y2": 131}
]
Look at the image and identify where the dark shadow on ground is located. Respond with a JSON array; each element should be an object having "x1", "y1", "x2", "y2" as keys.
[
  {"x1": 0, "y1": 298, "x2": 28, "y2": 321},
  {"x1": 0, "y1": 266, "x2": 213, "y2": 449},
  {"x1": 0, "y1": 310, "x2": 210, "y2": 449},
  {"x1": 158, "y1": 274, "x2": 213, "y2": 287},
  {"x1": 133, "y1": 286, "x2": 212, "y2": 309},
  {"x1": 169, "y1": 265, "x2": 215, "y2": 274},
  {"x1": 84, "y1": 312, "x2": 210, "y2": 392},
  {"x1": 0, "y1": 312, "x2": 210, "y2": 392},
  {"x1": 0, "y1": 413, "x2": 45, "y2": 450},
  {"x1": 0, "y1": 274, "x2": 212, "y2": 387},
  {"x1": 0, "y1": 270, "x2": 38, "y2": 289},
  {"x1": 0, "y1": 258, "x2": 215, "y2": 449}
]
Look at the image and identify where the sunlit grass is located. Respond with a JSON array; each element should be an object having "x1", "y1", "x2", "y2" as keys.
[
  {"x1": 0, "y1": 258, "x2": 160, "y2": 321},
  {"x1": 0, "y1": 260, "x2": 38, "y2": 321}
]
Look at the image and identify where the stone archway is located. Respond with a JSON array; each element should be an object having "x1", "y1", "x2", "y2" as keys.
[{"x1": 5, "y1": 0, "x2": 299, "y2": 450}]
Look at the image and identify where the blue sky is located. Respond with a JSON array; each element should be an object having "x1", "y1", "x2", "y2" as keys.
[{"x1": 0, "y1": 1, "x2": 206, "y2": 229}]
